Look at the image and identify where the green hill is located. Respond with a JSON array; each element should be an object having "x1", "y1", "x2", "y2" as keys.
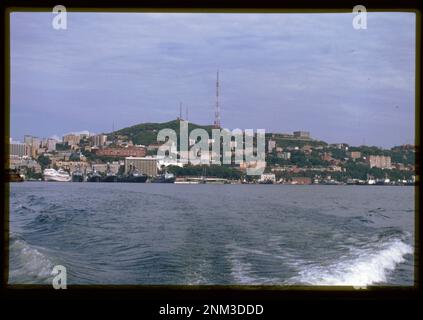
[{"x1": 108, "y1": 119, "x2": 215, "y2": 146}]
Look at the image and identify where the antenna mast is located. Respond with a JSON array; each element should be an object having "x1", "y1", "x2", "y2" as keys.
[{"x1": 214, "y1": 70, "x2": 221, "y2": 128}]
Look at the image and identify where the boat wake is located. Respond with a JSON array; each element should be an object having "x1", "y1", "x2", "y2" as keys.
[
  {"x1": 9, "y1": 234, "x2": 55, "y2": 284},
  {"x1": 287, "y1": 237, "x2": 413, "y2": 287}
]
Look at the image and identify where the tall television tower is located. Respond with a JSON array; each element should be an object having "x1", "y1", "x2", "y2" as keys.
[{"x1": 214, "y1": 70, "x2": 221, "y2": 128}]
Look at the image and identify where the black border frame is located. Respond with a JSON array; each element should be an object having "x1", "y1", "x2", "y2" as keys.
[{"x1": 1, "y1": 0, "x2": 422, "y2": 307}]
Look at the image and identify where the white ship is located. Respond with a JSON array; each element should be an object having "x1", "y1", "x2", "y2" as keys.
[{"x1": 43, "y1": 168, "x2": 71, "y2": 182}]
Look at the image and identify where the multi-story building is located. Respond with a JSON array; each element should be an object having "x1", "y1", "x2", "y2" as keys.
[
  {"x1": 91, "y1": 134, "x2": 108, "y2": 147},
  {"x1": 268, "y1": 140, "x2": 276, "y2": 153},
  {"x1": 125, "y1": 157, "x2": 158, "y2": 177},
  {"x1": 347, "y1": 151, "x2": 361, "y2": 159},
  {"x1": 24, "y1": 135, "x2": 34, "y2": 145},
  {"x1": 277, "y1": 151, "x2": 291, "y2": 160},
  {"x1": 9, "y1": 157, "x2": 41, "y2": 173},
  {"x1": 293, "y1": 131, "x2": 310, "y2": 139},
  {"x1": 63, "y1": 134, "x2": 81, "y2": 146},
  {"x1": 46, "y1": 138, "x2": 58, "y2": 152},
  {"x1": 23, "y1": 135, "x2": 41, "y2": 158},
  {"x1": 368, "y1": 155, "x2": 392, "y2": 169},
  {"x1": 55, "y1": 161, "x2": 90, "y2": 173},
  {"x1": 330, "y1": 143, "x2": 349, "y2": 150},
  {"x1": 10, "y1": 141, "x2": 30, "y2": 157},
  {"x1": 95, "y1": 146, "x2": 146, "y2": 158}
]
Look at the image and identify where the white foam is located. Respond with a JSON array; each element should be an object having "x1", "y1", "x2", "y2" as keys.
[
  {"x1": 228, "y1": 245, "x2": 283, "y2": 284},
  {"x1": 9, "y1": 237, "x2": 55, "y2": 284},
  {"x1": 289, "y1": 239, "x2": 413, "y2": 287}
]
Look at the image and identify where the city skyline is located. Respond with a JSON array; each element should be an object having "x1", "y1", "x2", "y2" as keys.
[{"x1": 10, "y1": 12, "x2": 416, "y2": 148}]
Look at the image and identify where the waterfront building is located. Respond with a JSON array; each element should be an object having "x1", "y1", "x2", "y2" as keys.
[
  {"x1": 55, "y1": 161, "x2": 90, "y2": 173},
  {"x1": 90, "y1": 162, "x2": 121, "y2": 174},
  {"x1": 95, "y1": 146, "x2": 146, "y2": 158},
  {"x1": 125, "y1": 157, "x2": 158, "y2": 177},
  {"x1": 259, "y1": 173, "x2": 276, "y2": 183},
  {"x1": 9, "y1": 157, "x2": 41, "y2": 173},
  {"x1": 290, "y1": 177, "x2": 312, "y2": 185}
]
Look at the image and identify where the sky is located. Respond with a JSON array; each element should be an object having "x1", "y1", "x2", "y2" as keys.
[{"x1": 10, "y1": 12, "x2": 416, "y2": 148}]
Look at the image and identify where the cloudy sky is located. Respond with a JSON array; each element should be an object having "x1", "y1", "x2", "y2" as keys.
[{"x1": 10, "y1": 12, "x2": 415, "y2": 147}]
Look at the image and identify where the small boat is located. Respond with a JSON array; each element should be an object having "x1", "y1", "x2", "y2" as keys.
[
  {"x1": 43, "y1": 168, "x2": 71, "y2": 182},
  {"x1": 121, "y1": 169, "x2": 148, "y2": 183},
  {"x1": 87, "y1": 170, "x2": 102, "y2": 182},
  {"x1": 102, "y1": 163, "x2": 118, "y2": 182},
  {"x1": 72, "y1": 169, "x2": 84, "y2": 182},
  {"x1": 153, "y1": 172, "x2": 175, "y2": 183},
  {"x1": 6, "y1": 169, "x2": 24, "y2": 182}
]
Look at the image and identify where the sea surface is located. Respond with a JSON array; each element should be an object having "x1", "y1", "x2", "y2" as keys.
[{"x1": 9, "y1": 182, "x2": 414, "y2": 286}]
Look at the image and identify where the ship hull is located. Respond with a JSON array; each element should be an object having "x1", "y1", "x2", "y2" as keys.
[
  {"x1": 6, "y1": 170, "x2": 24, "y2": 182},
  {"x1": 44, "y1": 175, "x2": 71, "y2": 182},
  {"x1": 72, "y1": 175, "x2": 84, "y2": 182},
  {"x1": 87, "y1": 176, "x2": 101, "y2": 182},
  {"x1": 102, "y1": 175, "x2": 118, "y2": 183},
  {"x1": 121, "y1": 175, "x2": 148, "y2": 183},
  {"x1": 153, "y1": 177, "x2": 176, "y2": 183}
]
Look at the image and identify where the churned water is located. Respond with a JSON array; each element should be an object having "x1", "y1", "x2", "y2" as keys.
[{"x1": 9, "y1": 183, "x2": 414, "y2": 286}]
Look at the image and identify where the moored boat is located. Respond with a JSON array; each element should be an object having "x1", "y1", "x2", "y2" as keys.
[
  {"x1": 43, "y1": 168, "x2": 71, "y2": 182},
  {"x1": 87, "y1": 170, "x2": 102, "y2": 182},
  {"x1": 72, "y1": 169, "x2": 84, "y2": 182},
  {"x1": 120, "y1": 168, "x2": 147, "y2": 183},
  {"x1": 6, "y1": 169, "x2": 24, "y2": 182},
  {"x1": 102, "y1": 172, "x2": 118, "y2": 182},
  {"x1": 153, "y1": 172, "x2": 175, "y2": 183}
]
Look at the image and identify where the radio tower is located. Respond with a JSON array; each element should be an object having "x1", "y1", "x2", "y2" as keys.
[{"x1": 214, "y1": 70, "x2": 221, "y2": 128}]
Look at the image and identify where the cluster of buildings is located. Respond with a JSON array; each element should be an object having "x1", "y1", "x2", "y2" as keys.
[
  {"x1": 8, "y1": 131, "x2": 170, "y2": 179},
  {"x1": 8, "y1": 125, "x2": 415, "y2": 184}
]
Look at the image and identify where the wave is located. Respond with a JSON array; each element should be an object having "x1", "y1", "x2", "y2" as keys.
[
  {"x1": 9, "y1": 234, "x2": 55, "y2": 284},
  {"x1": 287, "y1": 238, "x2": 413, "y2": 287}
]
